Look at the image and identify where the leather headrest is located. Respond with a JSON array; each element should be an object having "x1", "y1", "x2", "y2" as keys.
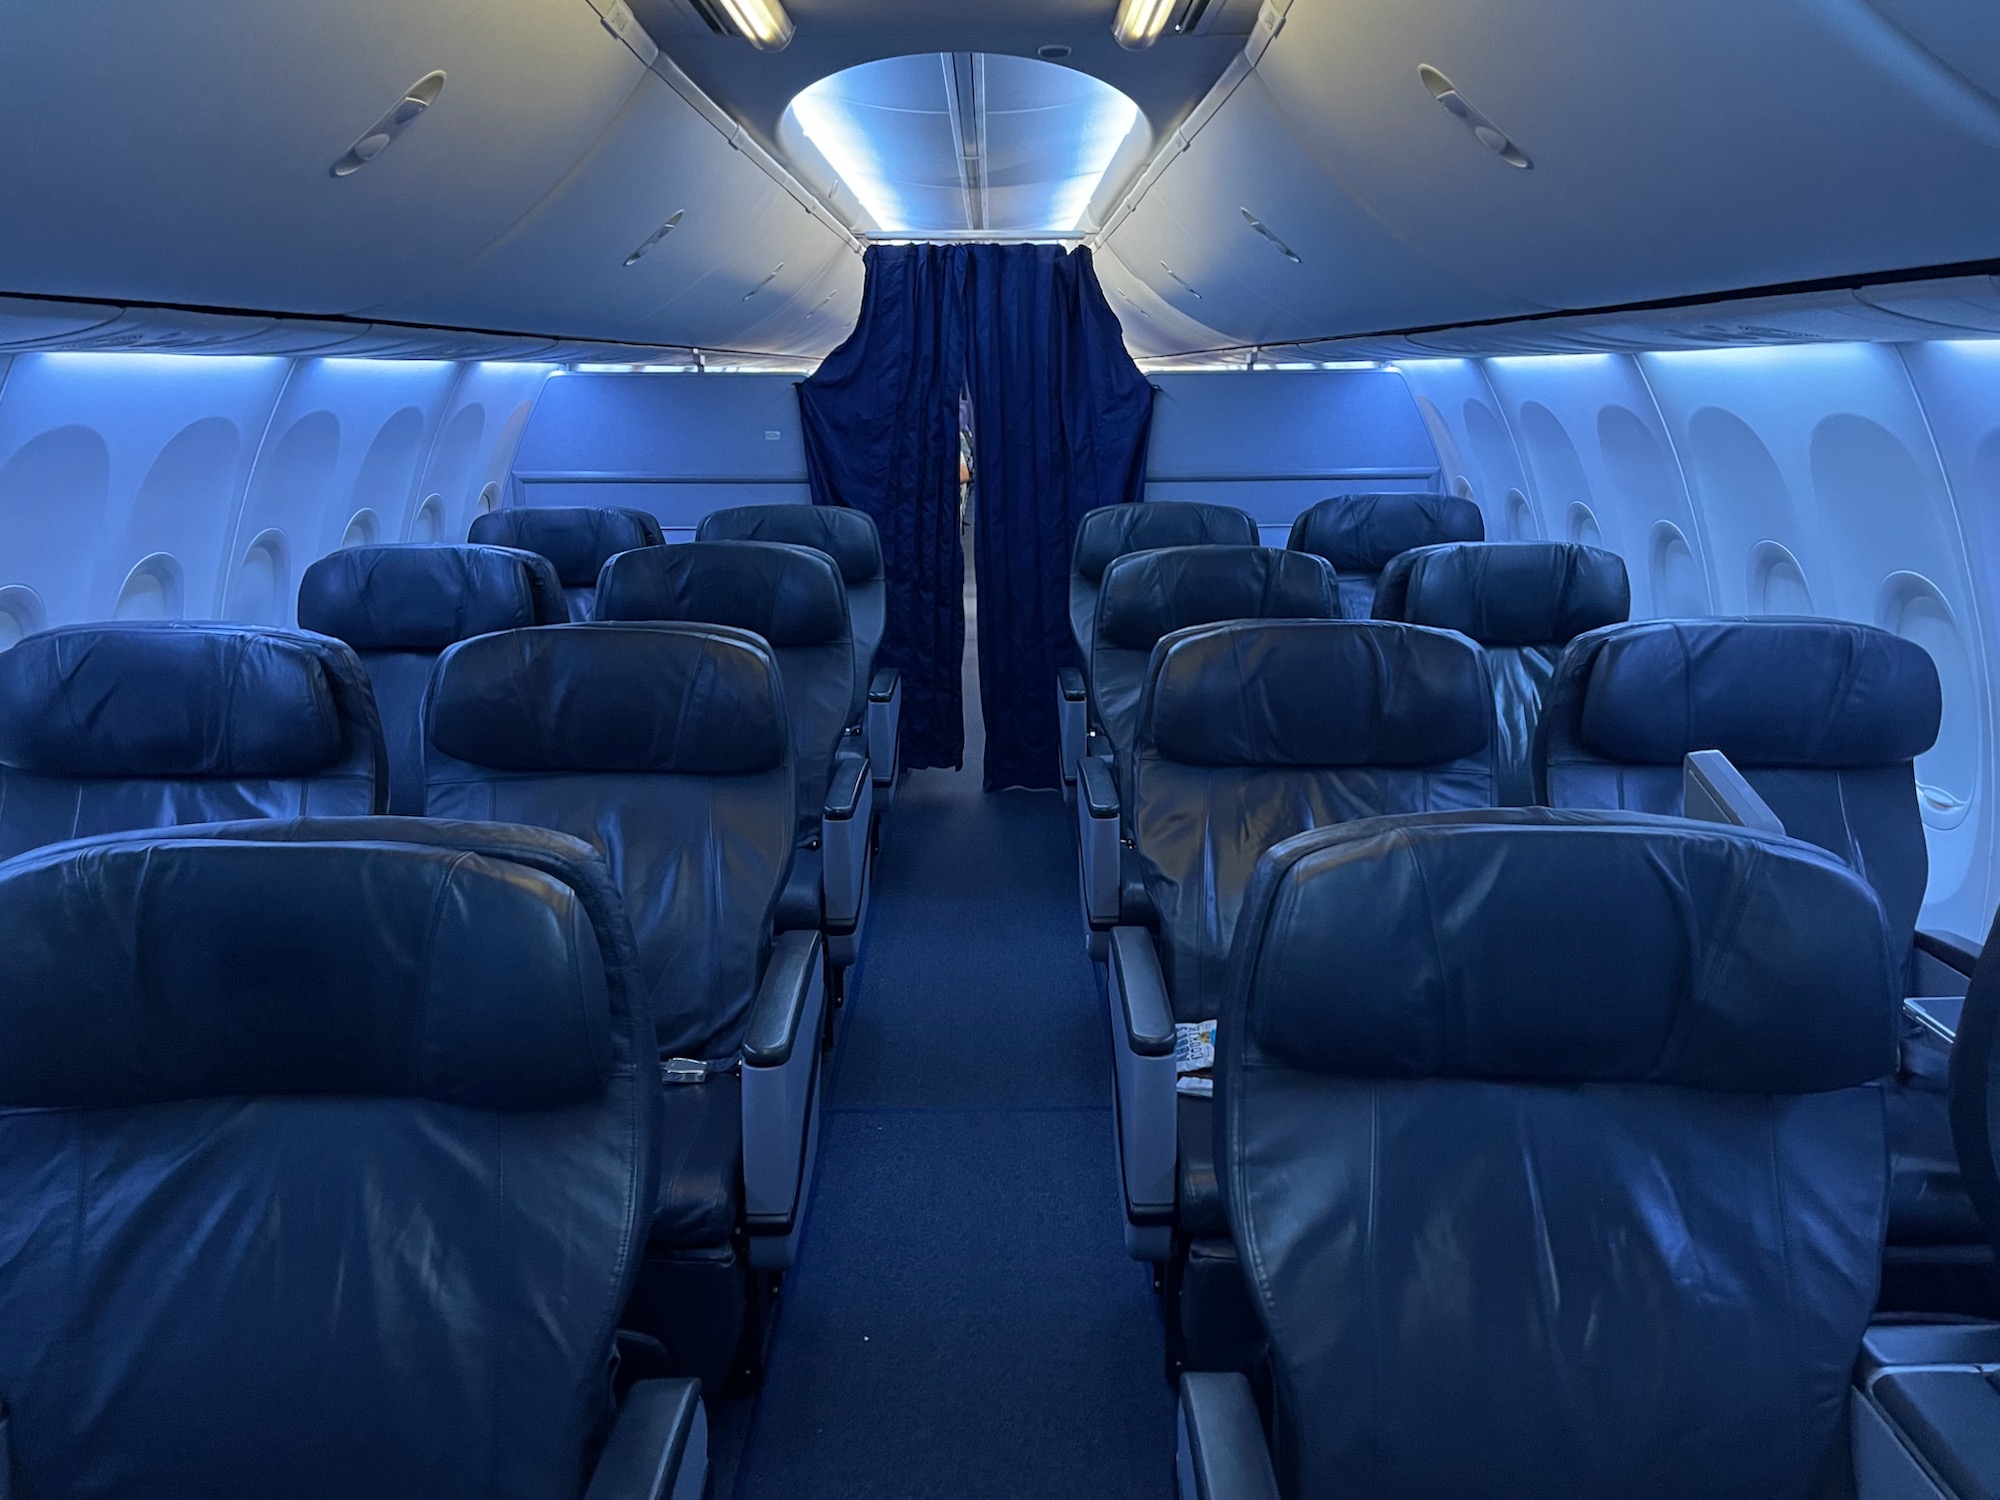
[
  {"x1": 1142, "y1": 620, "x2": 1490, "y2": 767},
  {"x1": 0, "y1": 623, "x2": 363, "y2": 778},
  {"x1": 1374, "y1": 542, "x2": 1630, "y2": 644},
  {"x1": 468, "y1": 506, "x2": 664, "y2": 587},
  {"x1": 428, "y1": 622, "x2": 788, "y2": 774},
  {"x1": 1287, "y1": 491, "x2": 1485, "y2": 572},
  {"x1": 1236, "y1": 808, "x2": 1898, "y2": 1093},
  {"x1": 595, "y1": 541, "x2": 849, "y2": 648},
  {"x1": 297, "y1": 544, "x2": 568, "y2": 651},
  {"x1": 0, "y1": 830, "x2": 615, "y2": 1109},
  {"x1": 1575, "y1": 619, "x2": 1941, "y2": 767},
  {"x1": 697, "y1": 503, "x2": 883, "y2": 586},
  {"x1": 1097, "y1": 547, "x2": 1340, "y2": 651},
  {"x1": 1072, "y1": 502, "x2": 1258, "y2": 584}
]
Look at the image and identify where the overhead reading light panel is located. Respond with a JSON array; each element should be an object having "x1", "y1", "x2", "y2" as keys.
[
  {"x1": 783, "y1": 54, "x2": 1146, "y2": 235},
  {"x1": 1113, "y1": 0, "x2": 1178, "y2": 50},
  {"x1": 689, "y1": 0, "x2": 794, "y2": 51}
]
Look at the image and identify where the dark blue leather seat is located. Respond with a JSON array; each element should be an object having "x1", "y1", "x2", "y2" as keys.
[
  {"x1": 1070, "y1": 501, "x2": 1258, "y2": 661},
  {"x1": 468, "y1": 504, "x2": 664, "y2": 621},
  {"x1": 1372, "y1": 541, "x2": 1628, "y2": 804},
  {"x1": 1061, "y1": 502, "x2": 1258, "y2": 786},
  {"x1": 1102, "y1": 619, "x2": 1496, "y2": 1371},
  {"x1": 698, "y1": 504, "x2": 885, "y2": 714},
  {"x1": 1287, "y1": 490, "x2": 1485, "y2": 617},
  {"x1": 424, "y1": 620, "x2": 822, "y2": 1387},
  {"x1": 1088, "y1": 545, "x2": 1340, "y2": 787},
  {"x1": 0, "y1": 817, "x2": 706, "y2": 1499},
  {"x1": 1195, "y1": 808, "x2": 1898, "y2": 1499},
  {"x1": 0, "y1": 621, "x2": 385, "y2": 859},
  {"x1": 598, "y1": 540, "x2": 870, "y2": 960},
  {"x1": 296, "y1": 543, "x2": 566, "y2": 814},
  {"x1": 1535, "y1": 617, "x2": 1979, "y2": 1302}
]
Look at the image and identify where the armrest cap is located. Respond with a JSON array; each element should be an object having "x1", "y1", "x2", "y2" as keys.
[
  {"x1": 1917, "y1": 928, "x2": 1984, "y2": 977},
  {"x1": 1059, "y1": 665, "x2": 1087, "y2": 701},
  {"x1": 1079, "y1": 756, "x2": 1120, "y2": 820},
  {"x1": 1179, "y1": 1373, "x2": 1280, "y2": 1500},
  {"x1": 583, "y1": 1378, "x2": 705, "y2": 1500},
  {"x1": 1111, "y1": 926, "x2": 1174, "y2": 1058},
  {"x1": 823, "y1": 750, "x2": 869, "y2": 820},
  {"x1": 743, "y1": 929, "x2": 823, "y2": 1068},
  {"x1": 869, "y1": 666, "x2": 901, "y2": 703}
]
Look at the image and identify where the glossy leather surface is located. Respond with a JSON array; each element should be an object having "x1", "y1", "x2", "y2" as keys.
[
  {"x1": 1538, "y1": 618, "x2": 1941, "y2": 953},
  {"x1": 0, "y1": 819, "x2": 656, "y2": 1500},
  {"x1": 653, "y1": 1070, "x2": 743, "y2": 1251},
  {"x1": 697, "y1": 503, "x2": 885, "y2": 719},
  {"x1": 0, "y1": 622, "x2": 384, "y2": 858},
  {"x1": 1375, "y1": 542, "x2": 1630, "y2": 805},
  {"x1": 1130, "y1": 620, "x2": 1494, "y2": 1022},
  {"x1": 297, "y1": 543, "x2": 567, "y2": 814},
  {"x1": 1221, "y1": 809, "x2": 1898, "y2": 1500},
  {"x1": 1090, "y1": 546, "x2": 1338, "y2": 782},
  {"x1": 470, "y1": 505, "x2": 665, "y2": 621},
  {"x1": 1069, "y1": 501, "x2": 1257, "y2": 659},
  {"x1": 1286, "y1": 491, "x2": 1484, "y2": 618},
  {"x1": 427, "y1": 623, "x2": 796, "y2": 1060},
  {"x1": 597, "y1": 541, "x2": 857, "y2": 843}
]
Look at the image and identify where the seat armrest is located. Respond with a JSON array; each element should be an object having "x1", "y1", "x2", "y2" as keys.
[
  {"x1": 867, "y1": 670, "x2": 901, "y2": 788},
  {"x1": 1177, "y1": 1373, "x2": 1279, "y2": 1500},
  {"x1": 824, "y1": 750, "x2": 869, "y2": 821},
  {"x1": 1109, "y1": 925, "x2": 1177, "y2": 1255},
  {"x1": 1059, "y1": 665, "x2": 1087, "y2": 702},
  {"x1": 1111, "y1": 925, "x2": 1174, "y2": 1058},
  {"x1": 742, "y1": 930, "x2": 826, "y2": 1240},
  {"x1": 743, "y1": 927, "x2": 822, "y2": 1068},
  {"x1": 1077, "y1": 756, "x2": 1121, "y2": 927},
  {"x1": 583, "y1": 1378, "x2": 707, "y2": 1500},
  {"x1": 822, "y1": 752, "x2": 873, "y2": 928},
  {"x1": 1683, "y1": 750, "x2": 1785, "y2": 836},
  {"x1": 1059, "y1": 667, "x2": 1088, "y2": 785},
  {"x1": 1079, "y1": 755, "x2": 1119, "y2": 819}
]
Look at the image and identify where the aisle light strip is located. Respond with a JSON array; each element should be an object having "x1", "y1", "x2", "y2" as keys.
[
  {"x1": 711, "y1": 0, "x2": 794, "y2": 51},
  {"x1": 1113, "y1": 0, "x2": 1177, "y2": 50}
]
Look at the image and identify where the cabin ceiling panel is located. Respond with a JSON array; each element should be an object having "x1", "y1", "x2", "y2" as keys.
[
  {"x1": 363, "y1": 70, "x2": 861, "y2": 354},
  {"x1": 0, "y1": 1, "x2": 647, "y2": 316},
  {"x1": 1248, "y1": 0, "x2": 2000, "y2": 324},
  {"x1": 1089, "y1": 247, "x2": 1234, "y2": 358},
  {"x1": 1102, "y1": 69, "x2": 1541, "y2": 352}
]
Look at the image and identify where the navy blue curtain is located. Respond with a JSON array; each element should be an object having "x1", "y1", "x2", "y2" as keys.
[
  {"x1": 798, "y1": 243, "x2": 1152, "y2": 788},
  {"x1": 962, "y1": 244, "x2": 1153, "y2": 790},
  {"x1": 798, "y1": 245, "x2": 969, "y2": 771}
]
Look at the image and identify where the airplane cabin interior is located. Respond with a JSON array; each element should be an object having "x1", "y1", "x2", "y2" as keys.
[{"x1": 3, "y1": 2, "x2": 2000, "y2": 1497}]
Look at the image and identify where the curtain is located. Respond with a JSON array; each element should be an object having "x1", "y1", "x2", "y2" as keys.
[
  {"x1": 799, "y1": 243, "x2": 1152, "y2": 788},
  {"x1": 962, "y1": 244, "x2": 1154, "y2": 790},
  {"x1": 798, "y1": 244, "x2": 969, "y2": 771}
]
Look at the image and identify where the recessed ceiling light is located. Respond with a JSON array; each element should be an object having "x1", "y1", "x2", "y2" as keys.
[
  {"x1": 693, "y1": 0, "x2": 794, "y2": 51},
  {"x1": 1112, "y1": 0, "x2": 1176, "y2": 50},
  {"x1": 1037, "y1": 44, "x2": 1072, "y2": 60}
]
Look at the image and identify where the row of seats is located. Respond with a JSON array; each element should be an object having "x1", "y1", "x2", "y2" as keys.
[
  {"x1": 0, "y1": 504, "x2": 901, "y2": 1433},
  {"x1": 1059, "y1": 495, "x2": 1984, "y2": 1384}
]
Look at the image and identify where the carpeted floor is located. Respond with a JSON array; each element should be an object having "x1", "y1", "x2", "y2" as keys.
[{"x1": 714, "y1": 568, "x2": 1173, "y2": 1499}]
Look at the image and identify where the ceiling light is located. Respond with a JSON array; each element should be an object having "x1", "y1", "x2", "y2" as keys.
[
  {"x1": 1112, "y1": 0, "x2": 1176, "y2": 50},
  {"x1": 706, "y1": 0, "x2": 794, "y2": 51}
]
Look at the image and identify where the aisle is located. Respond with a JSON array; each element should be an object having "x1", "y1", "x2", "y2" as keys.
[{"x1": 723, "y1": 580, "x2": 1174, "y2": 1498}]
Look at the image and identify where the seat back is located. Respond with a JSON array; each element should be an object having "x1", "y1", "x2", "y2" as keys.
[
  {"x1": 1091, "y1": 546, "x2": 1339, "y2": 775},
  {"x1": 1130, "y1": 619, "x2": 1495, "y2": 1019},
  {"x1": 1537, "y1": 617, "x2": 1941, "y2": 956},
  {"x1": 297, "y1": 543, "x2": 567, "y2": 814},
  {"x1": 1373, "y1": 541, "x2": 1629, "y2": 804},
  {"x1": 0, "y1": 818, "x2": 655, "y2": 1500},
  {"x1": 597, "y1": 540, "x2": 855, "y2": 843},
  {"x1": 1222, "y1": 809, "x2": 1898, "y2": 1500},
  {"x1": 468, "y1": 505, "x2": 664, "y2": 620},
  {"x1": 1070, "y1": 501, "x2": 1257, "y2": 660},
  {"x1": 0, "y1": 622, "x2": 384, "y2": 859},
  {"x1": 425, "y1": 621, "x2": 795, "y2": 1057},
  {"x1": 698, "y1": 503, "x2": 884, "y2": 719},
  {"x1": 1287, "y1": 490, "x2": 1485, "y2": 617}
]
